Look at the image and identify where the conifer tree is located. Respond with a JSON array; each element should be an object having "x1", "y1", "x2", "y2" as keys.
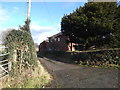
[{"x1": 61, "y1": 2, "x2": 119, "y2": 49}]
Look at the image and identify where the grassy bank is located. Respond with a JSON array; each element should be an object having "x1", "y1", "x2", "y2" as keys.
[{"x1": 1, "y1": 60, "x2": 52, "y2": 88}]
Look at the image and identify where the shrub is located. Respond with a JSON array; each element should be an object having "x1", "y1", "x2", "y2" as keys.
[
  {"x1": 4, "y1": 21, "x2": 37, "y2": 74},
  {"x1": 38, "y1": 49, "x2": 120, "y2": 68}
]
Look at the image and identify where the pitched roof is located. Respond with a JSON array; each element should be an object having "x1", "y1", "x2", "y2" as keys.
[{"x1": 48, "y1": 32, "x2": 62, "y2": 38}]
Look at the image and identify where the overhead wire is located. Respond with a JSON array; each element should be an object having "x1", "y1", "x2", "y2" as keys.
[
  {"x1": 43, "y1": 2, "x2": 54, "y2": 25},
  {"x1": 42, "y1": 2, "x2": 60, "y2": 32},
  {"x1": 23, "y1": 1, "x2": 27, "y2": 24},
  {"x1": 42, "y1": 2, "x2": 80, "y2": 33}
]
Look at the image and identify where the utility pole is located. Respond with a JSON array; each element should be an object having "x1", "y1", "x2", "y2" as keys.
[
  {"x1": 27, "y1": 0, "x2": 31, "y2": 24},
  {"x1": 24, "y1": 0, "x2": 31, "y2": 32}
]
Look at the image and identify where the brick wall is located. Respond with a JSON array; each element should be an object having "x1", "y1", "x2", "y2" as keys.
[
  {"x1": 48, "y1": 35, "x2": 69, "y2": 51},
  {"x1": 39, "y1": 41, "x2": 49, "y2": 51}
]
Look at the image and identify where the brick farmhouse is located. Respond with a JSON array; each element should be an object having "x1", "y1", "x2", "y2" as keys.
[{"x1": 39, "y1": 32, "x2": 84, "y2": 51}]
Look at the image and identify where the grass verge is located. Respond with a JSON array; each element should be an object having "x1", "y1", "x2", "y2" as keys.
[
  {"x1": 1, "y1": 59, "x2": 52, "y2": 88},
  {"x1": 42, "y1": 56, "x2": 120, "y2": 69},
  {"x1": 78, "y1": 63, "x2": 120, "y2": 69}
]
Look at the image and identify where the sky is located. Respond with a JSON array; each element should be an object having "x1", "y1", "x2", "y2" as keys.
[
  {"x1": 0, "y1": 0, "x2": 120, "y2": 44},
  {"x1": 0, "y1": 2, "x2": 86, "y2": 44}
]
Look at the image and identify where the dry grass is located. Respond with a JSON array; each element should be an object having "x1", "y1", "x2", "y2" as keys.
[
  {"x1": 67, "y1": 48, "x2": 120, "y2": 53},
  {"x1": 1, "y1": 60, "x2": 52, "y2": 88}
]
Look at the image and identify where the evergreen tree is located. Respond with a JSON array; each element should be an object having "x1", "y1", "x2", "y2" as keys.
[{"x1": 61, "y1": 2, "x2": 119, "y2": 49}]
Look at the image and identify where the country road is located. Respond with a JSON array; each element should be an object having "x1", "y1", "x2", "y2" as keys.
[{"x1": 39, "y1": 57, "x2": 119, "y2": 88}]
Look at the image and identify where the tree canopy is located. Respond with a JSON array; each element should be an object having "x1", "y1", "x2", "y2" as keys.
[{"x1": 61, "y1": 2, "x2": 120, "y2": 49}]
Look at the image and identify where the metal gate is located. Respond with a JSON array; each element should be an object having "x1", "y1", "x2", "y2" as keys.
[{"x1": 0, "y1": 45, "x2": 10, "y2": 79}]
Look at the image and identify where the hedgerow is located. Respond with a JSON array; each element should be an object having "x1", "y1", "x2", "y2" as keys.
[
  {"x1": 38, "y1": 49, "x2": 120, "y2": 68},
  {"x1": 4, "y1": 21, "x2": 37, "y2": 74}
]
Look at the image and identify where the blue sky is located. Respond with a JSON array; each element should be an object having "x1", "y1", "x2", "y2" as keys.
[
  {"x1": 0, "y1": 2, "x2": 86, "y2": 44},
  {"x1": 0, "y1": 1, "x2": 119, "y2": 44}
]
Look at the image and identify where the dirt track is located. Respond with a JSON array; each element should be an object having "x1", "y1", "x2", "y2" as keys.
[{"x1": 39, "y1": 57, "x2": 119, "y2": 88}]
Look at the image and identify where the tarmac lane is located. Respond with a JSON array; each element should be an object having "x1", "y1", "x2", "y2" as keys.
[{"x1": 39, "y1": 57, "x2": 119, "y2": 88}]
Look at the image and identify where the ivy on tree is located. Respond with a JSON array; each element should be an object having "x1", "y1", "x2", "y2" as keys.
[{"x1": 4, "y1": 20, "x2": 37, "y2": 73}]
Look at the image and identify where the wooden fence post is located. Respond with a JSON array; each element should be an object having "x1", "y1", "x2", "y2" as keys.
[{"x1": 13, "y1": 49, "x2": 17, "y2": 62}]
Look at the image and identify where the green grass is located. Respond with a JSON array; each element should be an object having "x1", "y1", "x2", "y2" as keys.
[
  {"x1": 78, "y1": 64, "x2": 120, "y2": 69},
  {"x1": 43, "y1": 57, "x2": 49, "y2": 61},
  {"x1": 42, "y1": 57, "x2": 56, "y2": 64},
  {"x1": 8, "y1": 76, "x2": 49, "y2": 88},
  {"x1": 22, "y1": 76, "x2": 49, "y2": 88}
]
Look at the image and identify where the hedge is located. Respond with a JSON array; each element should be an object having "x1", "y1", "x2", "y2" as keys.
[{"x1": 37, "y1": 49, "x2": 120, "y2": 68}]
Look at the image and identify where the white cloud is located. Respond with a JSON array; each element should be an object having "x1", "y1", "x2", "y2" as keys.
[
  {"x1": 0, "y1": 20, "x2": 60, "y2": 44},
  {"x1": 30, "y1": 24, "x2": 54, "y2": 32},
  {"x1": 30, "y1": 23, "x2": 60, "y2": 44},
  {"x1": 0, "y1": 7, "x2": 9, "y2": 23},
  {"x1": 0, "y1": 6, "x2": 19, "y2": 43},
  {"x1": 13, "y1": 7, "x2": 19, "y2": 10},
  {"x1": 32, "y1": 32, "x2": 53, "y2": 45},
  {"x1": 0, "y1": 7, "x2": 8, "y2": 43},
  {"x1": 0, "y1": 5, "x2": 60, "y2": 45},
  {"x1": 0, "y1": 6, "x2": 10, "y2": 38},
  {"x1": 12, "y1": 6, "x2": 19, "y2": 13}
]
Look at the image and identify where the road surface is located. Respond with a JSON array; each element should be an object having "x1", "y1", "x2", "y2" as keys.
[{"x1": 39, "y1": 57, "x2": 119, "y2": 88}]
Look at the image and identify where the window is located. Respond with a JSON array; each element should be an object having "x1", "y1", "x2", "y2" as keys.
[
  {"x1": 46, "y1": 39, "x2": 49, "y2": 42},
  {"x1": 50, "y1": 39, "x2": 52, "y2": 42},
  {"x1": 54, "y1": 38, "x2": 57, "y2": 42},
  {"x1": 58, "y1": 38, "x2": 60, "y2": 42}
]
